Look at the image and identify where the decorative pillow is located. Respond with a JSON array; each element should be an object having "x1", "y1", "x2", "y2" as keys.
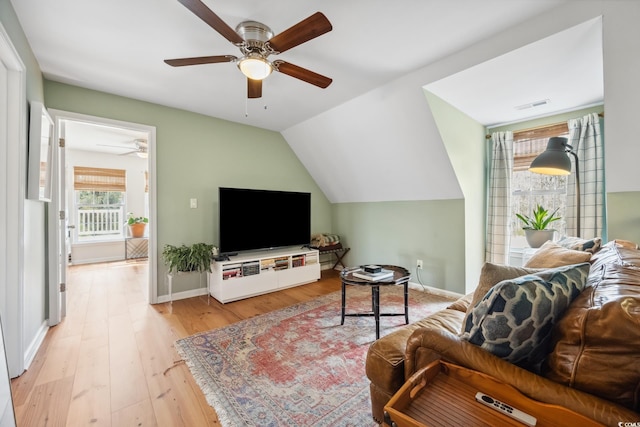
[
  {"x1": 524, "y1": 241, "x2": 591, "y2": 268},
  {"x1": 460, "y1": 262, "x2": 590, "y2": 373},
  {"x1": 556, "y1": 235, "x2": 602, "y2": 254},
  {"x1": 466, "y1": 263, "x2": 545, "y2": 312}
]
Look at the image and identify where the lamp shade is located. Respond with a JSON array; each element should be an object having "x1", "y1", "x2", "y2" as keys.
[{"x1": 529, "y1": 137, "x2": 571, "y2": 175}]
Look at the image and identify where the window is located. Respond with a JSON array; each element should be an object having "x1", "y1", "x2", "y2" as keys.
[
  {"x1": 510, "y1": 123, "x2": 569, "y2": 249},
  {"x1": 73, "y1": 167, "x2": 126, "y2": 241}
]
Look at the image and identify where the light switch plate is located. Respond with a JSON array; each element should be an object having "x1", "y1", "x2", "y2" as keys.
[{"x1": 190, "y1": 198, "x2": 197, "y2": 208}]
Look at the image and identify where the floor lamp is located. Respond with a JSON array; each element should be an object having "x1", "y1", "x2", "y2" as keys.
[{"x1": 529, "y1": 137, "x2": 581, "y2": 237}]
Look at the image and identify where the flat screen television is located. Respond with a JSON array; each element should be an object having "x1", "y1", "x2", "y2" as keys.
[{"x1": 218, "y1": 187, "x2": 311, "y2": 254}]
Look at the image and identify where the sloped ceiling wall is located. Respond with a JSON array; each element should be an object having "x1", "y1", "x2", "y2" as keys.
[{"x1": 284, "y1": 1, "x2": 625, "y2": 204}]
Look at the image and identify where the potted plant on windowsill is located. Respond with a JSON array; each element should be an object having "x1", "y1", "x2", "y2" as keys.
[
  {"x1": 516, "y1": 205, "x2": 561, "y2": 248},
  {"x1": 127, "y1": 213, "x2": 148, "y2": 238}
]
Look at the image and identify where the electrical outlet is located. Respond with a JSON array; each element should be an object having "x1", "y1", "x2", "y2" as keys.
[{"x1": 417, "y1": 259, "x2": 423, "y2": 269}]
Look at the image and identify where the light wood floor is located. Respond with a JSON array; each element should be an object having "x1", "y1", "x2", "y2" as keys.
[{"x1": 10, "y1": 260, "x2": 341, "y2": 426}]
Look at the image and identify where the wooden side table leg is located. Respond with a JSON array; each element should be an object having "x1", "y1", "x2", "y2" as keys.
[{"x1": 341, "y1": 280, "x2": 346, "y2": 325}]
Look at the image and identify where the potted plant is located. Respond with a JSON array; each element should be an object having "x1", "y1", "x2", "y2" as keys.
[
  {"x1": 127, "y1": 213, "x2": 148, "y2": 238},
  {"x1": 516, "y1": 205, "x2": 561, "y2": 248},
  {"x1": 162, "y1": 242, "x2": 214, "y2": 274}
]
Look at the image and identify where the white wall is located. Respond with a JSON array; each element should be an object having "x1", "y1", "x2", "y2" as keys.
[
  {"x1": 66, "y1": 148, "x2": 148, "y2": 264},
  {"x1": 284, "y1": 0, "x2": 640, "y2": 293},
  {"x1": 285, "y1": 0, "x2": 640, "y2": 203}
]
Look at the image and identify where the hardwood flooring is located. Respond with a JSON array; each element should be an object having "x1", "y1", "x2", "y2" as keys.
[{"x1": 11, "y1": 260, "x2": 342, "y2": 426}]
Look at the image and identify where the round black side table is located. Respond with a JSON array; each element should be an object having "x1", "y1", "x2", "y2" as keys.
[{"x1": 340, "y1": 265, "x2": 411, "y2": 339}]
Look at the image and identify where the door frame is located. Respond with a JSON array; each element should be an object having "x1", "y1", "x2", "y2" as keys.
[
  {"x1": 47, "y1": 110, "x2": 158, "y2": 318},
  {"x1": 0, "y1": 23, "x2": 26, "y2": 377}
]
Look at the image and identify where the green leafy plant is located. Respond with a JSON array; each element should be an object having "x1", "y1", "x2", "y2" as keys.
[
  {"x1": 127, "y1": 212, "x2": 148, "y2": 225},
  {"x1": 516, "y1": 205, "x2": 561, "y2": 230},
  {"x1": 162, "y1": 243, "x2": 214, "y2": 274}
]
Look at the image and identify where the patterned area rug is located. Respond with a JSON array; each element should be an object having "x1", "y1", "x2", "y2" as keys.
[{"x1": 175, "y1": 285, "x2": 458, "y2": 426}]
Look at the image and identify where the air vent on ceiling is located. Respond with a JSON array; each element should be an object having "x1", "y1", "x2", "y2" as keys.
[{"x1": 514, "y1": 99, "x2": 550, "y2": 110}]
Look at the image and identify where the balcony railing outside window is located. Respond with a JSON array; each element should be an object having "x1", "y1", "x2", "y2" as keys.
[{"x1": 77, "y1": 207, "x2": 124, "y2": 239}]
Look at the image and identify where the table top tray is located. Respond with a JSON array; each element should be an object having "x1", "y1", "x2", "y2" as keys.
[{"x1": 384, "y1": 360, "x2": 603, "y2": 427}]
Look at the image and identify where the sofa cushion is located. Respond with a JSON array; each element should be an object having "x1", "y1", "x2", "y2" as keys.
[
  {"x1": 589, "y1": 239, "x2": 640, "y2": 273},
  {"x1": 524, "y1": 241, "x2": 591, "y2": 268},
  {"x1": 556, "y1": 235, "x2": 602, "y2": 253},
  {"x1": 446, "y1": 292, "x2": 472, "y2": 313},
  {"x1": 545, "y1": 262, "x2": 640, "y2": 411},
  {"x1": 460, "y1": 263, "x2": 590, "y2": 372}
]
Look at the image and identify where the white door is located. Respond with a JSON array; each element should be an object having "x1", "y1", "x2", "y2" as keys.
[{"x1": 48, "y1": 118, "x2": 67, "y2": 325}]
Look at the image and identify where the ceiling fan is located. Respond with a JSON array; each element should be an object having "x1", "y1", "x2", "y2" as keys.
[
  {"x1": 164, "y1": 0, "x2": 333, "y2": 99},
  {"x1": 98, "y1": 139, "x2": 148, "y2": 158}
]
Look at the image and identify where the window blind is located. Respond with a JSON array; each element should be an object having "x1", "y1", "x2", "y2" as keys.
[
  {"x1": 74, "y1": 166, "x2": 126, "y2": 191},
  {"x1": 513, "y1": 122, "x2": 569, "y2": 172}
]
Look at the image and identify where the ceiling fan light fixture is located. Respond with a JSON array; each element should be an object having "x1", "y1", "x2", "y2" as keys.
[{"x1": 238, "y1": 54, "x2": 272, "y2": 80}]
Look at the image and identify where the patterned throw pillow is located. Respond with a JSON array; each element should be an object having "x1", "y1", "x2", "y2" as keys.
[
  {"x1": 460, "y1": 263, "x2": 590, "y2": 373},
  {"x1": 557, "y1": 235, "x2": 602, "y2": 254}
]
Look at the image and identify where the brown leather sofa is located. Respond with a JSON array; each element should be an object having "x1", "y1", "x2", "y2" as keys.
[{"x1": 365, "y1": 240, "x2": 640, "y2": 426}]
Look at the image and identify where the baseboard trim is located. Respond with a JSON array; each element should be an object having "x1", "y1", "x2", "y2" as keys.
[
  {"x1": 156, "y1": 287, "x2": 209, "y2": 303},
  {"x1": 24, "y1": 320, "x2": 48, "y2": 371},
  {"x1": 408, "y1": 281, "x2": 464, "y2": 299}
]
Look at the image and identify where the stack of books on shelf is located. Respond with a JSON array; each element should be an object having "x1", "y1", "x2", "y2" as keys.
[{"x1": 352, "y1": 265, "x2": 394, "y2": 281}]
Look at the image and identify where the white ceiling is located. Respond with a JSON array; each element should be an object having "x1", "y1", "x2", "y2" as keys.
[
  {"x1": 9, "y1": 0, "x2": 600, "y2": 134},
  {"x1": 63, "y1": 121, "x2": 149, "y2": 156}
]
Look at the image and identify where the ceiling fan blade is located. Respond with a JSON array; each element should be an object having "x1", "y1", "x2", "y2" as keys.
[
  {"x1": 118, "y1": 150, "x2": 138, "y2": 156},
  {"x1": 275, "y1": 61, "x2": 332, "y2": 88},
  {"x1": 248, "y1": 78, "x2": 262, "y2": 99},
  {"x1": 164, "y1": 55, "x2": 236, "y2": 67},
  {"x1": 267, "y1": 12, "x2": 332, "y2": 53},
  {"x1": 177, "y1": 0, "x2": 244, "y2": 45}
]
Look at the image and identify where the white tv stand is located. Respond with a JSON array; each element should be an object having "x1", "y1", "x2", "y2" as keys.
[{"x1": 208, "y1": 246, "x2": 321, "y2": 303}]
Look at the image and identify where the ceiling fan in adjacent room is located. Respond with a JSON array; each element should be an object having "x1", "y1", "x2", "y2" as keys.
[
  {"x1": 97, "y1": 139, "x2": 148, "y2": 158},
  {"x1": 164, "y1": 0, "x2": 333, "y2": 99}
]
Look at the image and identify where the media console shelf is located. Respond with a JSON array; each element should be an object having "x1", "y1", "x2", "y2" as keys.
[{"x1": 209, "y1": 247, "x2": 321, "y2": 303}]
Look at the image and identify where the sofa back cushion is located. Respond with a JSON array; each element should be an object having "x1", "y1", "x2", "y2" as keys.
[
  {"x1": 545, "y1": 261, "x2": 640, "y2": 412},
  {"x1": 589, "y1": 239, "x2": 640, "y2": 272}
]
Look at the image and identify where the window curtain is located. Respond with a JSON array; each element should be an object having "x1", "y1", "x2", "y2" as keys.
[
  {"x1": 566, "y1": 113, "x2": 604, "y2": 239},
  {"x1": 486, "y1": 131, "x2": 514, "y2": 263}
]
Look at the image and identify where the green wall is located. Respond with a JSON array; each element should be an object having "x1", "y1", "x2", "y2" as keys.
[
  {"x1": 331, "y1": 199, "x2": 466, "y2": 295},
  {"x1": 425, "y1": 91, "x2": 486, "y2": 293},
  {"x1": 607, "y1": 192, "x2": 640, "y2": 244},
  {"x1": 44, "y1": 81, "x2": 332, "y2": 296}
]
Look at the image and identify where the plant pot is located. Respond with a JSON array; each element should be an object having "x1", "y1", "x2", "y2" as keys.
[
  {"x1": 129, "y1": 223, "x2": 146, "y2": 238},
  {"x1": 524, "y1": 229, "x2": 555, "y2": 248}
]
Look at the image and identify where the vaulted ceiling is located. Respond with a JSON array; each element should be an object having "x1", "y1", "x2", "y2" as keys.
[{"x1": 11, "y1": 0, "x2": 604, "y2": 202}]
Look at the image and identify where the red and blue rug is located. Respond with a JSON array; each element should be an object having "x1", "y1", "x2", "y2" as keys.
[{"x1": 175, "y1": 286, "x2": 457, "y2": 426}]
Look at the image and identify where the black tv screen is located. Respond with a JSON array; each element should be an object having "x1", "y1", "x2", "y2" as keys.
[{"x1": 219, "y1": 187, "x2": 311, "y2": 254}]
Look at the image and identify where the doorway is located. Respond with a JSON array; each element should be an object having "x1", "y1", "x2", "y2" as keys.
[{"x1": 48, "y1": 110, "x2": 158, "y2": 325}]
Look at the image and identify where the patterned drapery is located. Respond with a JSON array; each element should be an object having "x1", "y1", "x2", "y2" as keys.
[
  {"x1": 486, "y1": 132, "x2": 514, "y2": 263},
  {"x1": 567, "y1": 113, "x2": 605, "y2": 240}
]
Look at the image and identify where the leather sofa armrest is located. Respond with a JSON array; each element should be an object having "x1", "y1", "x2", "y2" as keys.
[{"x1": 405, "y1": 328, "x2": 640, "y2": 426}]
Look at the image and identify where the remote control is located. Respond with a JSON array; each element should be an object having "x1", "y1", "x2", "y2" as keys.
[{"x1": 475, "y1": 392, "x2": 537, "y2": 426}]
